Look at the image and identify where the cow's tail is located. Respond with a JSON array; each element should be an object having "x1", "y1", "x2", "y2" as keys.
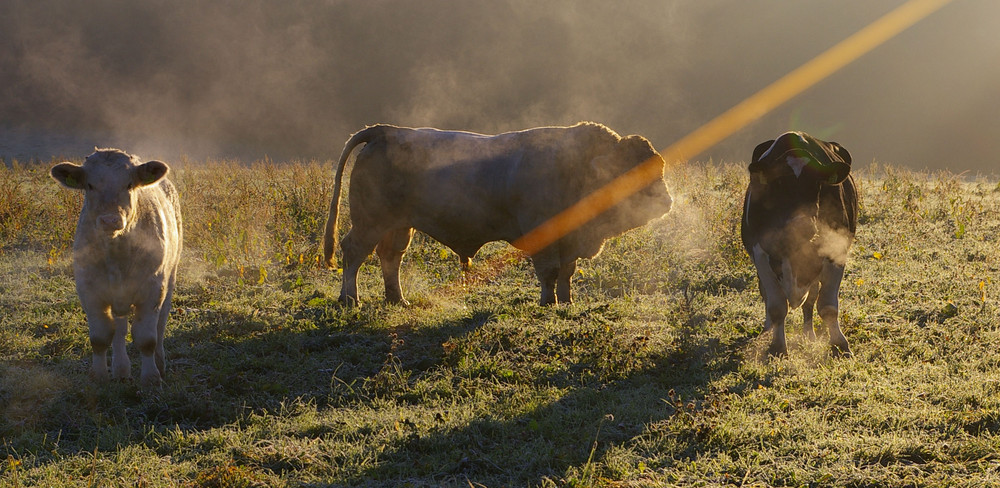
[{"x1": 322, "y1": 126, "x2": 385, "y2": 268}]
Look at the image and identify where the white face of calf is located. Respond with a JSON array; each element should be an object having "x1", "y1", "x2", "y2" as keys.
[{"x1": 51, "y1": 149, "x2": 169, "y2": 238}]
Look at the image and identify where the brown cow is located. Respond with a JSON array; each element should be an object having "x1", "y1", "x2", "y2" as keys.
[
  {"x1": 323, "y1": 122, "x2": 672, "y2": 305},
  {"x1": 51, "y1": 148, "x2": 182, "y2": 387}
]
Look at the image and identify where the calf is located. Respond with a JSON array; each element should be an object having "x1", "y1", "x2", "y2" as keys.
[
  {"x1": 51, "y1": 149, "x2": 182, "y2": 387},
  {"x1": 740, "y1": 132, "x2": 857, "y2": 357}
]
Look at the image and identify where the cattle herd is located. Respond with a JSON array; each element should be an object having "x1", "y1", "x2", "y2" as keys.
[{"x1": 51, "y1": 123, "x2": 856, "y2": 387}]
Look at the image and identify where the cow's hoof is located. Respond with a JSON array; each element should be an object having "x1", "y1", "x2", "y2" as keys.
[
  {"x1": 89, "y1": 368, "x2": 109, "y2": 382},
  {"x1": 139, "y1": 375, "x2": 162, "y2": 391},
  {"x1": 338, "y1": 295, "x2": 360, "y2": 307},
  {"x1": 831, "y1": 343, "x2": 853, "y2": 358},
  {"x1": 767, "y1": 343, "x2": 788, "y2": 359},
  {"x1": 386, "y1": 298, "x2": 411, "y2": 307},
  {"x1": 111, "y1": 362, "x2": 131, "y2": 380}
]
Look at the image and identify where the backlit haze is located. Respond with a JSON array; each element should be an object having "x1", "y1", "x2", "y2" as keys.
[{"x1": 1, "y1": 0, "x2": 997, "y2": 171}]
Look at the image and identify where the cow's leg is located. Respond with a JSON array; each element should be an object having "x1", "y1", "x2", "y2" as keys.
[
  {"x1": 818, "y1": 261, "x2": 852, "y2": 357},
  {"x1": 153, "y1": 274, "x2": 176, "y2": 379},
  {"x1": 339, "y1": 227, "x2": 382, "y2": 306},
  {"x1": 556, "y1": 259, "x2": 577, "y2": 304},
  {"x1": 752, "y1": 246, "x2": 788, "y2": 357},
  {"x1": 110, "y1": 315, "x2": 130, "y2": 380},
  {"x1": 757, "y1": 280, "x2": 772, "y2": 331},
  {"x1": 132, "y1": 302, "x2": 164, "y2": 388},
  {"x1": 801, "y1": 282, "x2": 820, "y2": 341},
  {"x1": 80, "y1": 297, "x2": 114, "y2": 381},
  {"x1": 765, "y1": 293, "x2": 789, "y2": 358},
  {"x1": 459, "y1": 255, "x2": 473, "y2": 286},
  {"x1": 376, "y1": 228, "x2": 414, "y2": 305},
  {"x1": 531, "y1": 251, "x2": 560, "y2": 305}
]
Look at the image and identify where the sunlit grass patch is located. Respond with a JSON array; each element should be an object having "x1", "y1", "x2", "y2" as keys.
[{"x1": 3, "y1": 159, "x2": 1000, "y2": 486}]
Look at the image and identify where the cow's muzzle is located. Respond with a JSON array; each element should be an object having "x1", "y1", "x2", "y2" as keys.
[{"x1": 98, "y1": 214, "x2": 126, "y2": 235}]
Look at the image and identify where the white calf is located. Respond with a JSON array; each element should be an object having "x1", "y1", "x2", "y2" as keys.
[{"x1": 52, "y1": 148, "x2": 182, "y2": 387}]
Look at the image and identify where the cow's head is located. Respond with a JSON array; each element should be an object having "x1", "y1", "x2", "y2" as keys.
[
  {"x1": 590, "y1": 134, "x2": 673, "y2": 224},
  {"x1": 51, "y1": 149, "x2": 169, "y2": 238},
  {"x1": 746, "y1": 132, "x2": 851, "y2": 283}
]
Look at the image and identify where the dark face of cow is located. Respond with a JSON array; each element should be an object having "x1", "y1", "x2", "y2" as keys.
[
  {"x1": 51, "y1": 150, "x2": 169, "y2": 238},
  {"x1": 746, "y1": 131, "x2": 851, "y2": 286}
]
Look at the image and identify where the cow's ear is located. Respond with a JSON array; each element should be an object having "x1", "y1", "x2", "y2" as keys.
[
  {"x1": 133, "y1": 160, "x2": 169, "y2": 187},
  {"x1": 747, "y1": 140, "x2": 774, "y2": 186},
  {"x1": 822, "y1": 161, "x2": 851, "y2": 185},
  {"x1": 823, "y1": 142, "x2": 852, "y2": 184},
  {"x1": 588, "y1": 152, "x2": 613, "y2": 174},
  {"x1": 748, "y1": 139, "x2": 775, "y2": 182},
  {"x1": 827, "y1": 141, "x2": 852, "y2": 166},
  {"x1": 619, "y1": 134, "x2": 665, "y2": 172},
  {"x1": 751, "y1": 139, "x2": 776, "y2": 165},
  {"x1": 51, "y1": 163, "x2": 86, "y2": 190}
]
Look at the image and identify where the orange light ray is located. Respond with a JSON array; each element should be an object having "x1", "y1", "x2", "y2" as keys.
[{"x1": 512, "y1": 0, "x2": 955, "y2": 256}]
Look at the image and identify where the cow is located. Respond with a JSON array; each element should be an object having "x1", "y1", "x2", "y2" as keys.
[
  {"x1": 322, "y1": 122, "x2": 672, "y2": 306},
  {"x1": 51, "y1": 148, "x2": 182, "y2": 387},
  {"x1": 741, "y1": 131, "x2": 857, "y2": 358}
]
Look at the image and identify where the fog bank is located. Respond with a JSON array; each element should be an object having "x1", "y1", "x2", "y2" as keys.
[{"x1": 1, "y1": 0, "x2": 998, "y2": 171}]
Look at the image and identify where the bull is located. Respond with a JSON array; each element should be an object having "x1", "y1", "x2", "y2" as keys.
[{"x1": 322, "y1": 122, "x2": 672, "y2": 305}]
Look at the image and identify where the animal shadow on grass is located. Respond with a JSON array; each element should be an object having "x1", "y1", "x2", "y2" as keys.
[
  {"x1": 333, "y1": 299, "x2": 760, "y2": 487},
  {"x1": 2, "y1": 279, "x2": 761, "y2": 486},
  {"x1": 160, "y1": 306, "x2": 497, "y2": 425},
  {"x1": 164, "y1": 294, "x2": 740, "y2": 486},
  {"x1": 165, "y1": 286, "x2": 765, "y2": 486}
]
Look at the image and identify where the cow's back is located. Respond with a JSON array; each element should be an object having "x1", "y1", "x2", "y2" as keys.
[
  {"x1": 348, "y1": 125, "x2": 615, "y2": 249},
  {"x1": 155, "y1": 177, "x2": 183, "y2": 268}
]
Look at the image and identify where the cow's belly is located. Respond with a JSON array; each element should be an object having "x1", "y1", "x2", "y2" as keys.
[
  {"x1": 76, "y1": 264, "x2": 166, "y2": 317},
  {"x1": 404, "y1": 174, "x2": 518, "y2": 244},
  {"x1": 414, "y1": 212, "x2": 516, "y2": 255}
]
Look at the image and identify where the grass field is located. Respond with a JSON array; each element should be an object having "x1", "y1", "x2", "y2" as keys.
[{"x1": 2, "y1": 157, "x2": 1000, "y2": 487}]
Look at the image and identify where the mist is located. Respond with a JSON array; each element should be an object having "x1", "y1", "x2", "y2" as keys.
[{"x1": 1, "y1": 0, "x2": 998, "y2": 171}]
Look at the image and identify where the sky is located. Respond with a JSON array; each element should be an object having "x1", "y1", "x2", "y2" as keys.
[{"x1": 1, "y1": 0, "x2": 998, "y2": 172}]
